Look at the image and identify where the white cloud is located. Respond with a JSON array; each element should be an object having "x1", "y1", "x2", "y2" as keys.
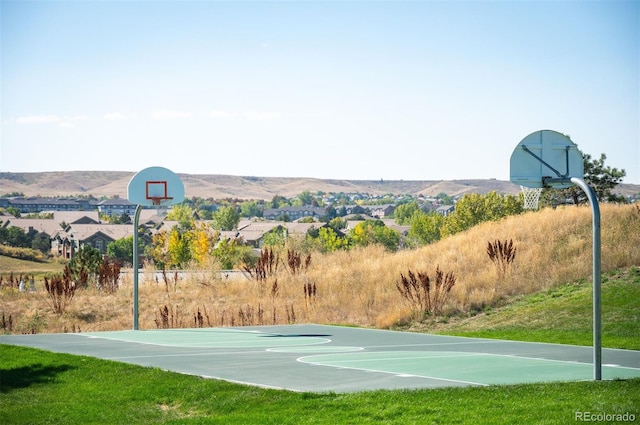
[
  {"x1": 104, "y1": 112, "x2": 136, "y2": 121},
  {"x1": 242, "y1": 110, "x2": 281, "y2": 121},
  {"x1": 206, "y1": 109, "x2": 282, "y2": 121},
  {"x1": 150, "y1": 109, "x2": 193, "y2": 120},
  {"x1": 16, "y1": 115, "x2": 61, "y2": 124},
  {"x1": 208, "y1": 109, "x2": 238, "y2": 118}
]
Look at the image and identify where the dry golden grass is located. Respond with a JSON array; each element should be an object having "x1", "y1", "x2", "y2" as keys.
[{"x1": 2, "y1": 203, "x2": 639, "y2": 334}]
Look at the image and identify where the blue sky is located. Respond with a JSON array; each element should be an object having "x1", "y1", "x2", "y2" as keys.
[{"x1": 1, "y1": 0, "x2": 638, "y2": 183}]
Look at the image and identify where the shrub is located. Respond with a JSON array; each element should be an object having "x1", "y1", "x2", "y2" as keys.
[
  {"x1": 44, "y1": 266, "x2": 77, "y2": 315},
  {"x1": 98, "y1": 258, "x2": 121, "y2": 293},
  {"x1": 395, "y1": 265, "x2": 456, "y2": 315},
  {"x1": 487, "y1": 239, "x2": 516, "y2": 276}
]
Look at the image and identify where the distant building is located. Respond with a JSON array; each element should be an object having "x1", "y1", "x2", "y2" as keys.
[
  {"x1": 0, "y1": 197, "x2": 95, "y2": 213},
  {"x1": 263, "y1": 206, "x2": 326, "y2": 221},
  {"x1": 97, "y1": 198, "x2": 137, "y2": 217}
]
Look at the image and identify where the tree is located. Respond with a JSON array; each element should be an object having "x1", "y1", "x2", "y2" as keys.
[
  {"x1": 441, "y1": 192, "x2": 522, "y2": 237},
  {"x1": 545, "y1": 153, "x2": 627, "y2": 205},
  {"x1": 191, "y1": 222, "x2": 215, "y2": 266},
  {"x1": 31, "y1": 232, "x2": 51, "y2": 254},
  {"x1": 149, "y1": 230, "x2": 171, "y2": 269},
  {"x1": 6, "y1": 207, "x2": 21, "y2": 218},
  {"x1": 68, "y1": 246, "x2": 103, "y2": 288},
  {"x1": 212, "y1": 206, "x2": 240, "y2": 231},
  {"x1": 297, "y1": 190, "x2": 313, "y2": 206},
  {"x1": 394, "y1": 202, "x2": 420, "y2": 225},
  {"x1": 263, "y1": 227, "x2": 287, "y2": 247},
  {"x1": 268, "y1": 195, "x2": 288, "y2": 209},
  {"x1": 168, "y1": 227, "x2": 191, "y2": 268},
  {"x1": 212, "y1": 238, "x2": 253, "y2": 270},
  {"x1": 315, "y1": 227, "x2": 350, "y2": 252},
  {"x1": 239, "y1": 201, "x2": 261, "y2": 218},
  {"x1": 435, "y1": 192, "x2": 453, "y2": 205},
  {"x1": 165, "y1": 204, "x2": 195, "y2": 228},
  {"x1": 350, "y1": 220, "x2": 400, "y2": 252},
  {"x1": 106, "y1": 236, "x2": 145, "y2": 266},
  {"x1": 409, "y1": 211, "x2": 445, "y2": 245},
  {"x1": 0, "y1": 226, "x2": 29, "y2": 247}
]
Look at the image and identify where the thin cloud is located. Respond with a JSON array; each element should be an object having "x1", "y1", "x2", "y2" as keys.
[
  {"x1": 207, "y1": 109, "x2": 282, "y2": 121},
  {"x1": 208, "y1": 109, "x2": 238, "y2": 118},
  {"x1": 15, "y1": 114, "x2": 89, "y2": 128},
  {"x1": 150, "y1": 109, "x2": 192, "y2": 120},
  {"x1": 16, "y1": 115, "x2": 61, "y2": 124},
  {"x1": 242, "y1": 110, "x2": 281, "y2": 121},
  {"x1": 104, "y1": 112, "x2": 137, "y2": 121}
]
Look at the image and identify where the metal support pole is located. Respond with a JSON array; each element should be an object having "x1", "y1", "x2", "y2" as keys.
[
  {"x1": 571, "y1": 177, "x2": 602, "y2": 380},
  {"x1": 132, "y1": 204, "x2": 142, "y2": 330}
]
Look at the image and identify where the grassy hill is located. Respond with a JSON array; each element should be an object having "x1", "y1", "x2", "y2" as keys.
[{"x1": 430, "y1": 267, "x2": 640, "y2": 349}]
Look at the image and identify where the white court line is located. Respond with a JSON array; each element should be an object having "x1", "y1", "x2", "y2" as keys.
[
  {"x1": 297, "y1": 353, "x2": 488, "y2": 387},
  {"x1": 305, "y1": 352, "x2": 481, "y2": 364},
  {"x1": 297, "y1": 350, "x2": 640, "y2": 387},
  {"x1": 363, "y1": 341, "x2": 500, "y2": 349}
]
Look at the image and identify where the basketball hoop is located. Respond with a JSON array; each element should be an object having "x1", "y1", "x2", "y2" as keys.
[
  {"x1": 521, "y1": 186, "x2": 542, "y2": 210},
  {"x1": 127, "y1": 166, "x2": 185, "y2": 331}
]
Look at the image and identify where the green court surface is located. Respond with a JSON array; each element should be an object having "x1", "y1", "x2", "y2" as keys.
[{"x1": 2, "y1": 324, "x2": 639, "y2": 392}]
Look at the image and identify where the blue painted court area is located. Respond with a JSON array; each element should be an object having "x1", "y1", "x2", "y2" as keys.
[{"x1": 2, "y1": 324, "x2": 639, "y2": 393}]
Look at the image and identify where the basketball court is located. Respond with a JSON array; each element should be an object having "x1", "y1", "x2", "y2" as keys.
[
  {"x1": 2, "y1": 324, "x2": 639, "y2": 392},
  {"x1": 4, "y1": 133, "x2": 635, "y2": 392}
]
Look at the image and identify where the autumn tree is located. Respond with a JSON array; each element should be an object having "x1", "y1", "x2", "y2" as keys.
[
  {"x1": 191, "y1": 222, "x2": 215, "y2": 266},
  {"x1": 315, "y1": 227, "x2": 350, "y2": 252},
  {"x1": 350, "y1": 220, "x2": 400, "y2": 252},
  {"x1": 168, "y1": 227, "x2": 191, "y2": 268}
]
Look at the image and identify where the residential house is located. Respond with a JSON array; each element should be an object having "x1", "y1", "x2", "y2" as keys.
[
  {"x1": 369, "y1": 204, "x2": 396, "y2": 218},
  {"x1": 436, "y1": 205, "x2": 455, "y2": 216},
  {"x1": 52, "y1": 224, "x2": 134, "y2": 259},
  {"x1": 52, "y1": 211, "x2": 101, "y2": 224}
]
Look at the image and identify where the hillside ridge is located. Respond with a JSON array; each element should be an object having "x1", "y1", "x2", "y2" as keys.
[{"x1": 1, "y1": 171, "x2": 638, "y2": 200}]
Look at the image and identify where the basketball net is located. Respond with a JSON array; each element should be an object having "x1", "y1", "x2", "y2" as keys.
[
  {"x1": 521, "y1": 186, "x2": 542, "y2": 210},
  {"x1": 149, "y1": 197, "x2": 172, "y2": 218}
]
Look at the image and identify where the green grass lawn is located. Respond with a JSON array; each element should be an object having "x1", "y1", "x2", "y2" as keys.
[
  {"x1": 0, "y1": 255, "x2": 64, "y2": 276},
  {"x1": 435, "y1": 267, "x2": 640, "y2": 350},
  {"x1": 1, "y1": 344, "x2": 638, "y2": 425}
]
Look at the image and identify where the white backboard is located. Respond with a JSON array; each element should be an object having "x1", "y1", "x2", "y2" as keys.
[
  {"x1": 127, "y1": 166, "x2": 185, "y2": 206},
  {"x1": 510, "y1": 130, "x2": 584, "y2": 189}
]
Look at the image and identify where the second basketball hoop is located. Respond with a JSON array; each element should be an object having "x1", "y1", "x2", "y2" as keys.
[{"x1": 128, "y1": 166, "x2": 185, "y2": 208}]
